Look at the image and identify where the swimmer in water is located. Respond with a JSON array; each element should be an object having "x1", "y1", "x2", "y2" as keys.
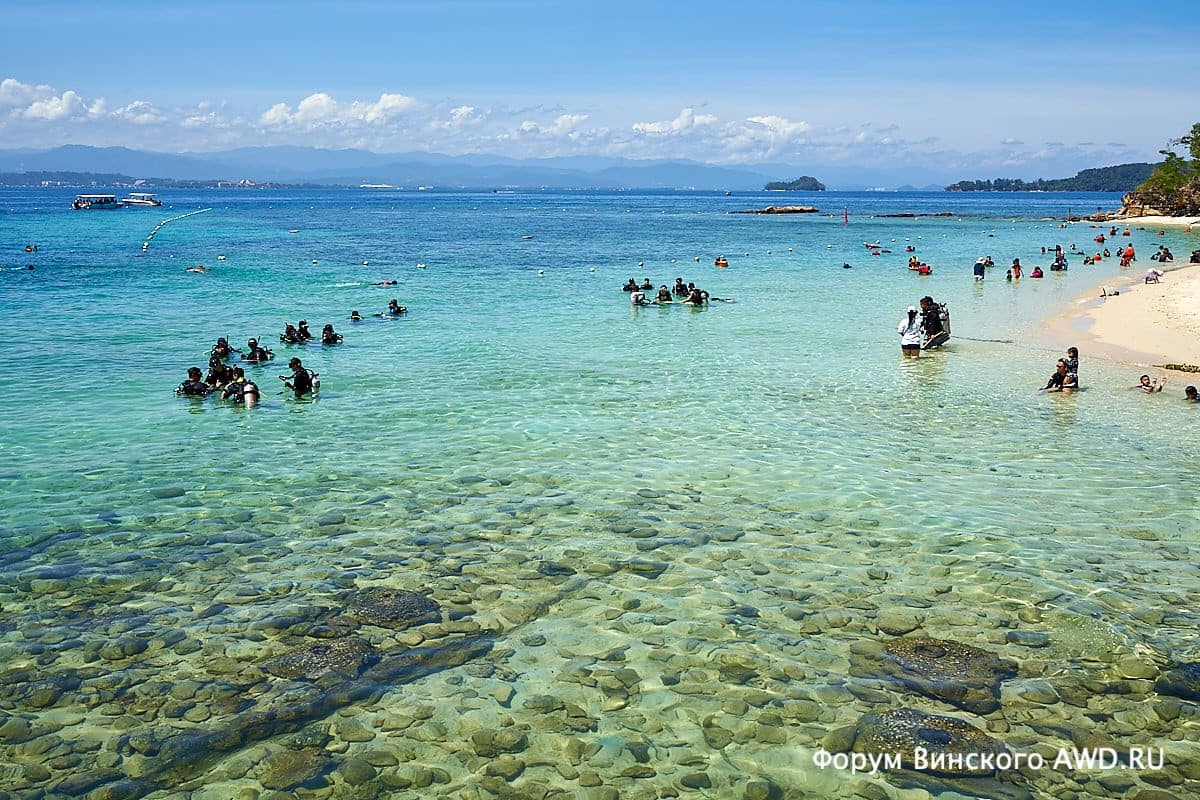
[
  {"x1": 656, "y1": 285, "x2": 673, "y2": 303},
  {"x1": 374, "y1": 279, "x2": 398, "y2": 286},
  {"x1": 386, "y1": 299, "x2": 406, "y2": 316},
  {"x1": 349, "y1": 310, "x2": 363, "y2": 321}
]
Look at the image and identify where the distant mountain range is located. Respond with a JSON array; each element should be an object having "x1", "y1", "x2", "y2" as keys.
[{"x1": 0, "y1": 145, "x2": 783, "y2": 191}]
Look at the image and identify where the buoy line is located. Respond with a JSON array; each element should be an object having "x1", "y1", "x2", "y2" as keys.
[{"x1": 141, "y1": 208, "x2": 212, "y2": 252}]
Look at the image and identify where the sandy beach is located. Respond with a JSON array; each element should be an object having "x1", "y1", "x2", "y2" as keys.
[
  {"x1": 1110, "y1": 214, "x2": 1200, "y2": 229},
  {"x1": 1047, "y1": 259, "x2": 1200, "y2": 371}
]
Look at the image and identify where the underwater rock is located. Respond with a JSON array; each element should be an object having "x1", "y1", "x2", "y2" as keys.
[
  {"x1": 258, "y1": 748, "x2": 329, "y2": 790},
  {"x1": 852, "y1": 637, "x2": 1017, "y2": 714},
  {"x1": 855, "y1": 708, "x2": 1009, "y2": 778},
  {"x1": 347, "y1": 587, "x2": 441, "y2": 629},
  {"x1": 1156, "y1": 662, "x2": 1200, "y2": 701},
  {"x1": 263, "y1": 637, "x2": 376, "y2": 681},
  {"x1": 72, "y1": 635, "x2": 492, "y2": 799}
]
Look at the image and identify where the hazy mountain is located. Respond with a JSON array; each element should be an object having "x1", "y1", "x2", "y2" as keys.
[
  {"x1": 0, "y1": 145, "x2": 782, "y2": 189},
  {"x1": 0, "y1": 145, "x2": 236, "y2": 180}
]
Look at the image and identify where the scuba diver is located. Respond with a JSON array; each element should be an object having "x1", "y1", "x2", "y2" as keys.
[
  {"x1": 639, "y1": 278, "x2": 653, "y2": 290},
  {"x1": 386, "y1": 299, "x2": 407, "y2": 316},
  {"x1": 919, "y1": 295, "x2": 950, "y2": 349},
  {"x1": 243, "y1": 338, "x2": 274, "y2": 363},
  {"x1": 205, "y1": 357, "x2": 233, "y2": 389},
  {"x1": 297, "y1": 320, "x2": 313, "y2": 341},
  {"x1": 280, "y1": 323, "x2": 302, "y2": 344},
  {"x1": 672, "y1": 278, "x2": 688, "y2": 297},
  {"x1": 321, "y1": 324, "x2": 343, "y2": 345},
  {"x1": 221, "y1": 366, "x2": 260, "y2": 407},
  {"x1": 210, "y1": 337, "x2": 233, "y2": 360},
  {"x1": 280, "y1": 357, "x2": 317, "y2": 398},
  {"x1": 655, "y1": 285, "x2": 673, "y2": 302},
  {"x1": 176, "y1": 367, "x2": 211, "y2": 396}
]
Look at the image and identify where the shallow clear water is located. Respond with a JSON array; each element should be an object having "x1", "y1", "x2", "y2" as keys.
[{"x1": 1, "y1": 188, "x2": 1199, "y2": 799}]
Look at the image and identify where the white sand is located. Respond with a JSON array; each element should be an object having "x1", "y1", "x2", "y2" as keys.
[{"x1": 1047, "y1": 262, "x2": 1200, "y2": 371}]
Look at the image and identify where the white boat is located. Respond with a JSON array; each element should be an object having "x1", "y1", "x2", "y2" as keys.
[
  {"x1": 121, "y1": 192, "x2": 162, "y2": 207},
  {"x1": 72, "y1": 194, "x2": 123, "y2": 210}
]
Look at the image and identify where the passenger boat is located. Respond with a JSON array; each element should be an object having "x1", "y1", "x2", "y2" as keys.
[
  {"x1": 72, "y1": 194, "x2": 123, "y2": 210},
  {"x1": 121, "y1": 192, "x2": 162, "y2": 207}
]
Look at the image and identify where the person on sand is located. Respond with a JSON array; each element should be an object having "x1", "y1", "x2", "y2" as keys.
[
  {"x1": 1136, "y1": 374, "x2": 1165, "y2": 393},
  {"x1": 898, "y1": 306, "x2": 923, "y2": 359},
  {"x1": 1145, "y1": 268, "x2": 1164, "y2": 284},
  {"x1": 1185, "y1": 385, "x2": 1198, "y2": 403},
  {"x1": 1042, "y1": 359, "x2": 1077, "y2": 393}
]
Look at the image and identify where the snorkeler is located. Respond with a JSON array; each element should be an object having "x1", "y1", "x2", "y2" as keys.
[
  {"x1": 280, "y1": 357, "x2": 317, "y2": 398},
  {"x1": 321, "y1": 324, "x2": 343, "y2": 345}
]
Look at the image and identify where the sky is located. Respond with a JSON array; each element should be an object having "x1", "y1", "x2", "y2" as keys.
[{"x1": 1, "y1": 0, "x2": 1198, "y2": 178}]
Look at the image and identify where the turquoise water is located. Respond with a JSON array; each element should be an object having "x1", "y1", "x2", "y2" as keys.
[{"x1": 2, "y1": 189, "x2": 1199, "y2": 798}]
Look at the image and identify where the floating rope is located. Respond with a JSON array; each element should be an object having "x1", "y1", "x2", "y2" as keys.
[{"x1": 141, "y1": 208, "x2": 211, "y2": 252}]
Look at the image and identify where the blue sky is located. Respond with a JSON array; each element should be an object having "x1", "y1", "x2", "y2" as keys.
[{"x1": 1, "y1": 0, "x2": 1197, "y2": 177}]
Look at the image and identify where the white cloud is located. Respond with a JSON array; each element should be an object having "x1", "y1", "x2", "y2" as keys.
[
  {"x1": 258, "y1": 91, "x2": 417, "y2": 128},
  {"x1": 746, "y1": 115, "x2": 811, "y2": 138},
  {"x1": 0, "y1": 77, "x2": 54, "y2": 106},
  {"x1": 23, "y1": 90, "x2": 92, "y2": 121},
  {"x1": 632, "y1": 107, "x2": 717, "y2": 135},
  {"x1": 114, "y1": 100, "x2": 164, "y2": 125}
]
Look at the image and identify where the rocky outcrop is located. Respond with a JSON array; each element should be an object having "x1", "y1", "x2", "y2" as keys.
[
  {"x1": 849, "y1": 636, "x2": 1018, "y2": 714},
  {"x1": 732, "y1": 205, "x2": 819, "y2": 214},
  {"x1": 1120, "y1": 176, "x2": 1200, "y2": 217}
]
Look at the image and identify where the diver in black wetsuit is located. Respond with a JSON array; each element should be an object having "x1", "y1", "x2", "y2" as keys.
[
  {"x1": 919, "y1": 295, "x2": 947, "y2": 348},
  {"x1": 176, "y1": 367, "x2": 210, "y2": 396},
  {"x1": 243, "y1": 338, "x2": 273, "y2": 363},
  {"x1": 281, "y1": 357, "x2": 316, "y2": 398}
]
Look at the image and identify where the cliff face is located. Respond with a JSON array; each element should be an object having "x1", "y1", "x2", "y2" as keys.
[{"x1": 1121, "y1": 176, "x2": 1200, "y2": 217}]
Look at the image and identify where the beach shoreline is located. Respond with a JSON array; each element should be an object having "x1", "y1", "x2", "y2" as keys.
[
  {"x1": 1106, "y1": 214, "x2": 1200, "y2": 229},
  {"x1": 1044, "y1": 259, "x2": 1200, "y2": 373}
]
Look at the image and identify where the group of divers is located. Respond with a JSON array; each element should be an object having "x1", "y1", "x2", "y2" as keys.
[
  {"x1": 621, "y1": 277, "x2": 731, "y2": 306},
  {"x1": 174, "y1": 299, "x2": 407, "y2": 405}
]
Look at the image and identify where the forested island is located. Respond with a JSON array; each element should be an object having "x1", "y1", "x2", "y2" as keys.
[
  {"x1": 945, "y1": 163, "x2": 1155, "y2": 192},
  {"x1": 764, "y1": 176, "x2": 825, "y2": 191}
]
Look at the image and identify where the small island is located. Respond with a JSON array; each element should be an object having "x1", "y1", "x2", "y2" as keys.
[{"x1": 764, "y1": 176, "x2": 826, "y2": 191}]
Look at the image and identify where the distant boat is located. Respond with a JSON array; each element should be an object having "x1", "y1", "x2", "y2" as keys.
[
  {"x1": 121, "y1": 192, "x2": 162, "y2": 207},
  {"x1": 359, "y1": 183, "x2": 394, "y2": 189},
  {"x1": 72, "y1": 194, "x2": 122, "y2": 210}
]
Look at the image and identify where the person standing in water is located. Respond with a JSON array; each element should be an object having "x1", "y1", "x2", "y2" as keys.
[{"x1": 898, "y1": 306, "x2": 923, "y2": 358}]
